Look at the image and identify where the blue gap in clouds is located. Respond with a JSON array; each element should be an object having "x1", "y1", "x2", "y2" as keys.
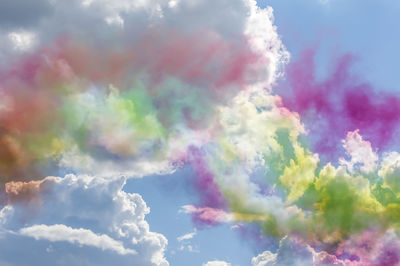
[
  {"x1": 124, "y1": 166, "x2": 256, "y2": 266},
  {"x1": 259, "y1": 0, "x2": 400, "y2": 91}
]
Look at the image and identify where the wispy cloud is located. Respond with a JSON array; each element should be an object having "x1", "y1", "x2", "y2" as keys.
[
  {"x1": 177, "y1": 230, "x2": 196, "y2": 242},
  {"x1": 20, "y1": 224, "x2": 137, "y2": 255}
]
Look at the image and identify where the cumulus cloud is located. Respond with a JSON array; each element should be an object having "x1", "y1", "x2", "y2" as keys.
[
  {"x1": 251, "y1": 250, "x2": 277, "y2": 266},
  {"x1": 252, "y1": 237, "x2": 314, "y2": 266},
  {"x1": 0, "y1": 0, "x2": 287, "y2": 182},
  {"x1": 379, "y1": 152, "x2": 400, "y2": 195},
  {"x1": 0, "y1": 174, "x2": 168, "y2": 266},
  {"x1": 339, "y1": 130, "x2": 378, "y2": 174}
]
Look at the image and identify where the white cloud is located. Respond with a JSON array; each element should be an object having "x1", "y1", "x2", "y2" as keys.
[
  {"x1": 178, "y1": 244, "x2": 199, "y2": 253},
  {"x1": 176, "y1": 230, "x2": 198, "y2": 253},
  {"x1": 243, "y1": 2, "x2": 289, "y2": 88},
  {"x1": 0, "y1": 174, "x2": 168, "y2": 266},
  {"x1": 177, "y1": 230, "x2": 196, "y2": 242},
  {"x1": 20, "y1": 224, "x2": 136, "y2": 255},
  {"x1": 339, "y1": 130, "x2": 378, "y2": 174},
  {"x1": 203, "y1": 260, "x2": 231, "y2": 266},
  {"x1": 379, "y1": 151, "x2": 400, "y2": 195},
  {"x1": 251, "y1": 250, "x2": 277, "y2": 266},
  {"x1": 8, "y1": 31, "x2": 36, "y2": 51},
  {"x1": 168, "y1": 0, "x2": 179, "y2": 8},
  {"x1": 252, "y1": 237, "x2": 313, "y2": 266}
]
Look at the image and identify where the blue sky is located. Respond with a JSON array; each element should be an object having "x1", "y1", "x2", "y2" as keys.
[
  {"x1": 123, "y1": 1, "x2": 400, "y2": 265},
  {"x1": 260, "y1": 0, "x2": 400, "y2": 90}
]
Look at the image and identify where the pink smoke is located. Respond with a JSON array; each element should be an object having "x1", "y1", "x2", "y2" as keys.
[
  {"x1": 280, "y1": 49, "x2": 400, "y2": 159},
  {"x1": 185, "y1": 146, "x2": 228, "y2": 226}
]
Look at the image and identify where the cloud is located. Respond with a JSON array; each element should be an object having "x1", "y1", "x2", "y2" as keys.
[
  {"x1": 0, "y1": 174, "x2": 168, "y2": 266},
  {"x1": 0, "y1": 0, "x2": 53, "y2": 29},
  {"x1": 339, "y1": 130, "x2": 378, "y2": 174},
  {"x1": 8, "y1": 31, "x2": 36, "y2": 51},
  {"x1": 251, "y1": 250, "x2": 276, "y2": 266},
  {"x1": 0, "y1": 0, "x2": 287, "y2": 182},
  {"x1": 254, "y1": 230, "x2": 400, "y2": 266},
  {"x1": 6, "y1": 0, "x2": 392, "y2": 264},
  {"x1": 177, "y1": 230, "x2": 196, "y2": 242},
  {"x1": 379, "y1": 151, "x2": 400, "y2": 195},
  {"x1": 2, "y1": 0, "x2": 400, "y2": 264},
  {"x1": 0, "y1": 0, "x2": 291, "y2": 264},
  {"x1": 176, "y1": 229, "x2": 198, "y2": 253},
  {"x1": 184, "y1": 60, "x2": 400, "y2": 261},
  {"x1": 20, "y1": 224, "x2": 136, "y2": 255},
  {"x1": 178, "y1": 244, "x2": 199, "y2": 253},
  {"x1": 180, "y1": 205, "x2": 234, "y2": 225},
  {"x1": 203, "y1": 260, "x2": 231, "y2": 266},
  {"x1": 252, "y1": 237, "x2": 314, "y2": 266}
]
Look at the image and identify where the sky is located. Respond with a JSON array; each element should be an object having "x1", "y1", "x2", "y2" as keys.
[{"x1": 0, "y1": 1, "x2": 400, "y2": 266}]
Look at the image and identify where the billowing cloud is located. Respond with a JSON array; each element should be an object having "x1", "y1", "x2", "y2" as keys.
[
  {"x1": 0, "y1": 175, "x2": 168, "y2": 266},
  {"x1": 178, "y1": 53, "x2": 400, "y2": 264},
  {"x1": 339, "y1": 130, "x2": 378, "y2": 174},
  {"x1": 251, "y1": 250, "x2": 277, "y2": 266},
  {"x1": 0, "y1": 0, "x2": 286, "y2": 182},
  {"x1": 252, "y1": 230, "x2": 400, "y2": 266}
]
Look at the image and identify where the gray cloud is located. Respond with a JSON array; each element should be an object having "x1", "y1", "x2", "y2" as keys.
[{"x1": 0, "y1": 0, "x2": 54, "y2": 30}]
